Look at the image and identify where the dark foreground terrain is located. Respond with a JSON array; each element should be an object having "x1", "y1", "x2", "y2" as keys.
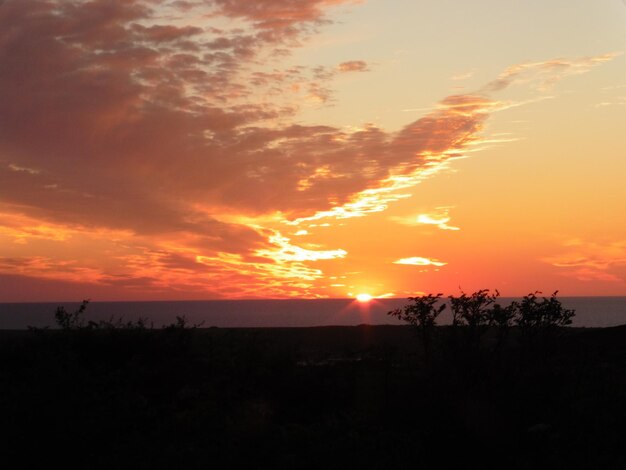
[{"x1": 1, "y1": 323, "x2": 625, "y2": 469}]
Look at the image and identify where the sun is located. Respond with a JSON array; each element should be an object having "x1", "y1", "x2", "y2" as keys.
[{"x1": 356, "y1": 293, "x2": 373, "y2": 303}]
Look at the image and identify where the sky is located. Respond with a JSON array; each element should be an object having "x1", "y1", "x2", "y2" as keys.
[{"x1": 1, "y1": 0, "x2": 626, "y2": 302}]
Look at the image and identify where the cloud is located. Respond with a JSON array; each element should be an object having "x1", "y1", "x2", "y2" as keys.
[
  {"x1": 415, "y1": 214, "x2": 459, "y2": 231},
  {"x1": 284, "y1": 94, "x2": 495, "y2": 225},
  {"x1": 7, "y1": 164, "x2": 40, "y2": 175},
  {"x1": 595, "y1": 97, "x2": 626, "y2": 108},
  {"x1": 0, "y1": 1, "x2": 618, "y2": 298},
  {"x1": 561, "y1": 268, "x2": 622, "y2": 283},
  {"x1": 210, "y1": 0, "x2": 359, "y2": 29},
  {"x1": 482, "y1": 54, "x2": 619, "y2": 93},
  {"x1": 544, "y1": 239, "x2": 626, "y2": 283},
  {"x1": 393, "y1": 257, "x2": 447, "y2": 267},
  {"x1": 0, "y1": 255, "x2": 108, "y2": 285},
  {"x1": 337, "y1": 60, "x2": 368, "y2": 72},
  {"x1": 254, "y1": 231, "x2": 347, "y2": 262},
  {"x1": 391, "y1": 207, "x2": 460, "y2": 231},
  {"x1": 451, "y1": 71, "x2": 474, "y2": 81},
  {"x1": 0, "y1": 1, "x2": 383, "y2": 232}
]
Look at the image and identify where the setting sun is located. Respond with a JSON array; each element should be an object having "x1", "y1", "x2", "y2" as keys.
[{"x1": 356, "y1": 294, "x2": 373, "y2": 303}]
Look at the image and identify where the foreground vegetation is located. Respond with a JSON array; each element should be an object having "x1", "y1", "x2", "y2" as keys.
[
  {"x1": 0, "y1": 293, "x2": 624, "y2": 469},
  {"x1": 389, "y1": 290, "x2": 576, "y2": 361}
]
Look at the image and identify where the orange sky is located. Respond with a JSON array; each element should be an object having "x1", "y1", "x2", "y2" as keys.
[{"x1": 1, "y1": 0, "x2": 626, "y2": 301}]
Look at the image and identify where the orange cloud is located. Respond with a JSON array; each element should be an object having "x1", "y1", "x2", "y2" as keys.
[
  {"x1": 337, "y1": 60, "x2": 368, "y2": 72},
  {"x1": 211, "y1": 0, "x2": 360, "y2": 29},
  {"x1": 561, "y1": 268, "x2": 622, "y2": 283},
  {"x1": 0, "y1": 256, "x2": 108, "y2": 285},
  {"x1": 544, "y1": 239, "x2": 626, "y2": 283}
]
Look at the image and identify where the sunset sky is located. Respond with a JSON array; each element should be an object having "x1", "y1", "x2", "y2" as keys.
[{"x1": 1, "y1": 0, "x2": 626, "y2": 301}]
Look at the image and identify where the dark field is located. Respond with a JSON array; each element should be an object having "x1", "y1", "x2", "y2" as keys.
[{"x1": 1, "y1": 324, "x2": 625, "y2": 469}]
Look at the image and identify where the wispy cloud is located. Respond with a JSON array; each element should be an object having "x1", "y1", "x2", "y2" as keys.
[
  {"x1": 8, "y1": 164, "x2": 40, "y2": 175},
  {"x1": 544, "y1": 239, "x2": 626, "y2": 283},
  {"x1": 451, "y1": 70, "x2": 474, "y2": 81},
  {"x1": 560, "y1": 268, "x2": 622, "y2": 283},
  {"x1": 595, "y1": 97, "x2": 626, "y2": 108},
  {"x1": 337, "y1": 60, "x2": 368, "y2": 72},
  {"x1": 482, "y1": 54, "x2": 619, "y2": 93},
  {"x1": 391, "y1": 207, "x2": 460, "y2": 231},
  {"x1": 254, "y1": 231, "x2": 347, "y2": 262},
  {"x1": 393, "y1": 257, "x2": 447, "y2": 267}
]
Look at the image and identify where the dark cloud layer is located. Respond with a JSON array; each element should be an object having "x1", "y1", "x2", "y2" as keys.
[{"x1": 0, "y1": 0, "x2": 487, "y2": 226}]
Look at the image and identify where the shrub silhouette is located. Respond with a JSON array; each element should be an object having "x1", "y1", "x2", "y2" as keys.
[
  {"x1": 50, "y1": 300, "x2": 201, "y2": 331},
  {"x1": 391, "y1": 289, "x2": 575, "y2": 359},
  {"x1": 516, "y1": 291, "x2": 575, "y2": 330},
  {"x1": 448, "y1": 289, "x2": 499, "y2": 352},
  {"x1": 54, "y1": 299, "x2": 91, "y2": 329},
  {"x1": 448, "y1": 289, "x2": 498, "y2": 327},
  {"x1": 53, "y1": 299, "x2": 152, "y2": 330},
  {"x1": 486, "y1": 301, "x2": 517, "y2": 353},
  {"x1": 515, "y1": 291, "x2": 576, "y2": 355},
  {"x1": 388, "y1": 293, "x2": 445, "y2": 360}
]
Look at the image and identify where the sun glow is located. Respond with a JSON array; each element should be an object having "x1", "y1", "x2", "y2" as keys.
[{"x1": 356, "y1": 293, "x2": 373, "y2": 302}]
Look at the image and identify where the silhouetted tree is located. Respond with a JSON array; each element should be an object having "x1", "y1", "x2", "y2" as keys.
[
  {"x1": 487, "y1": 301, "x2": 518, "y2": 353},
  {"x1": 388, "y1": 293, "x2": 446, "y2": 361},
  {"x1": 448, "y1": 289, "x2": 499, "y2": 352},
  {"x1": 515, "y1": 291, "x2": 575, "y2": 355},
  {"x1": 55, "y1": 299, "x2": 91, "y2": 330}
]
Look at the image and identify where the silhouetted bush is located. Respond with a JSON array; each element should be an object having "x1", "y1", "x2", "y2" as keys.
[
  {"x1": 388, "y1": 293, "x2": 445, "y2": 361},
  {"x1": 448, "y1": 289, "x2": 499, "y2": 353},
  {"x1": 390, "y1": 289, "x2": 576, "y2": 360},
  {"x1": 515, "y1": 291, "x2": 576, "y2": 357},
  {"x1": 54, "y1": 298, "x2": 91, "y2": 329},
  {"x1": 52, "y1": 299, "x2": 152, "y2": 330},
  {"x1": 486, "y1": 301, "x2": 517, "y2": 353}
]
